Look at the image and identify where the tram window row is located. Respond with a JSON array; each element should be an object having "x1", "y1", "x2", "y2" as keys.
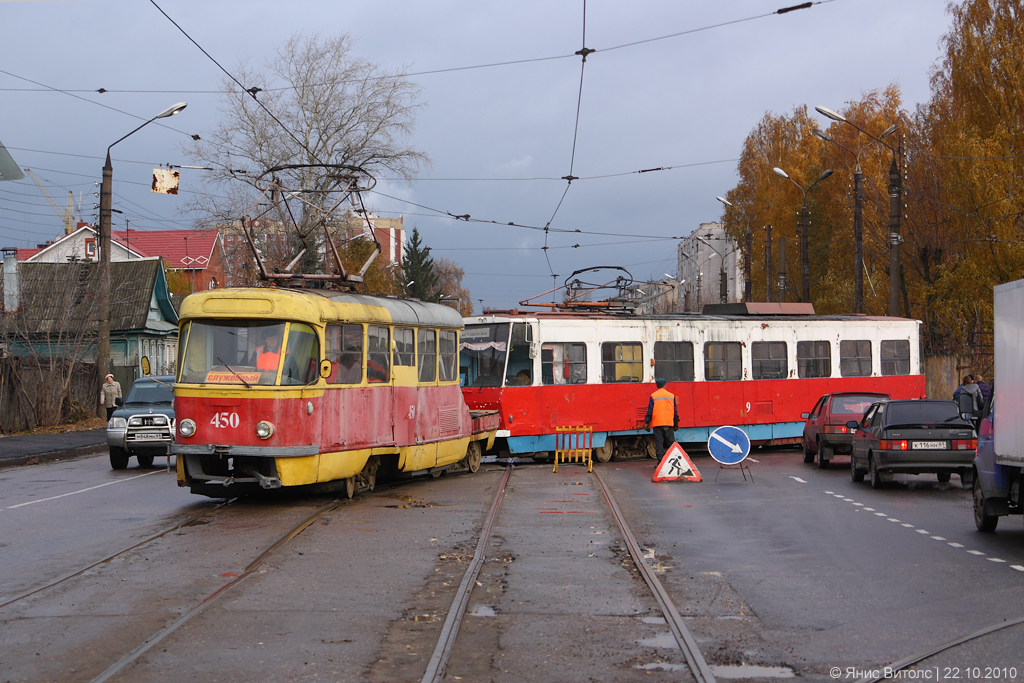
[{"x1": 461, "y1": 319, "x2": 917, "y2": 388}]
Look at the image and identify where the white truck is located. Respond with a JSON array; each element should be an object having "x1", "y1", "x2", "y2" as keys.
[{"x1": 971, "y1": 278, "x2": 1024, "y2": 531}]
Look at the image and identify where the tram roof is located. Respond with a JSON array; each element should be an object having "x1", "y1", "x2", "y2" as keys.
[
  {"x1": 179, "y1": 287, "x2": 464, "y2": 329},
  {"x1": 469, "y1": 303, "x2": 916, "y2": 324},
  {"x1": 312, "y1": 290, "x2": 464, "y2": 328}
]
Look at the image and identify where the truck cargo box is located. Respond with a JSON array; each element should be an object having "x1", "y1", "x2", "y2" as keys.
[{"x1": 994, "y1": 279, "x2": 1024, "y2": 466}]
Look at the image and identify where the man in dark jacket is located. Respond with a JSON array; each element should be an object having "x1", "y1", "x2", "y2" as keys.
[
  {"x1": 972, "y1": 374, "x2": 992, "y2": 407},
  {"x1": 644, "y1": 378, "x2": 679, "y2": 459}
]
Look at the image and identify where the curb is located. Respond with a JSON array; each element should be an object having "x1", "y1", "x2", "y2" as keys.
[{"x1": 0, "y1": 444, "x2": 108, "y2": 470}]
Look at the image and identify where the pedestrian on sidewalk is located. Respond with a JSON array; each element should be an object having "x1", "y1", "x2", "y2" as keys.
[
  {"x1": 100, "y1": 373, "x2": 122, "y2": 421},
  {"x1": 644, "y1": 378, "x2": 679, "y2": 459}
]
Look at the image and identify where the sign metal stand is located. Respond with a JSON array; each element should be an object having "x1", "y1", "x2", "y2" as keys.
[{"x1": 707, "y1": 426, "x2": 753, "y2": 482}]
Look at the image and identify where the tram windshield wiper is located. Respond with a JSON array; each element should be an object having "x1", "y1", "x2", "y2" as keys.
[{"x1": 216, "y1": 357, "x2": 252, "y2": 388}]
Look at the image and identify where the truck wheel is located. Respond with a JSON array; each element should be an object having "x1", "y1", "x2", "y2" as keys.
[
  {"x1": 817, "y1": 443, "x2": 832, "y2": 470},
  {"x1": 869, "y1": 455, "x2": 884, "y2": 489},
  {"x1": 110, "y1": 447, "x2": 129, "y2": 470},
  {"x1": 936, "y1": 471, "x2": 951, "y2": 483},
  {"x1": 593, "y1": 441, "x2": 614, "y2": 463},
  {"x1": 137, "y1": 455, "x2": 154, "y2": 468},
  {"x1": 973, "y1": 475, "x2": 998, "y2": 532}
]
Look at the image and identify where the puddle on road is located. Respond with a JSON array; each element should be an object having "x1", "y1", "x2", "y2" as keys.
[
  {"x1": 638, "y1": 633, "x2": 680, "y2": 650},
  {"x1": 711, "y1": 664, "x2": 796, "y2": 679},
  {"x1": 467, "y1": 604, "x2": 496, "y2": 617},
  {"x1": 635, "y1": 662, "x2": 796, "y2": 678},
  {"x1": 640, "y1": 616, "x2": 666, "y2": 625}
]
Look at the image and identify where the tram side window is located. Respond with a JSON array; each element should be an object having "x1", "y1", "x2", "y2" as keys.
[
  {"x1": 325, "y1": 324, "x2": 363, "y2": 384},
  {"x1": 541, "y1": 342, "x2": 586, "y2": 385},
  {"x1": 418, "y1": 329, "x2": 437, "y2": 382},
  {"x1": 752, "y1": 341, "x2": 788, "y2": 380},
  {"x1": 281, "y1": 322, "x2": 321, "y2": 385},
  {"x1": 797, "y1": 340, "x2": 831, "y2": 378},
  {"x1": 504, "y1": 322, "x2": 534, "y2": 386},
  {"x1": 601, "y1": 342, "x2": 642, "y2": 383},
  {"x1": 654, "y1": 341, "x2": 694, "y2": 382},
  {"x1": 439, "y1": 330, "x2": 458, "y2": 381},
  {"x1": 394, "y1": 327, "x2": 415, "y2": 367},
  {"x1": 880, "y1": 339, "x2": 910, "y2": 376},
  {"x1": 840, "y1": 340, "x2": 872, "y2": 377},
  {"x1": 367, "y1": 325, "x2": 391, "y2": 383},
  {"x1": 704, "y1": 341, "x2": 742, "y2": 381},
  {"x1": 460, "y1": 323, "x2": 509, "y2": 387}
]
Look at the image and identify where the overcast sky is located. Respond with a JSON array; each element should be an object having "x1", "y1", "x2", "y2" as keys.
[{"x1": 0, "y1": 0, "x2": 954, "y2": 310}]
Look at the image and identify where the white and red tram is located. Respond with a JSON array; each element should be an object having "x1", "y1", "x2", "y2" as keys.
[{"x1": 459, "y1": 303, "x2": 925, "y2": 460}]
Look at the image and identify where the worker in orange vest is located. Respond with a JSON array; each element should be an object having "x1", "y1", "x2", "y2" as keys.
[
  {"x1": 256, "y1": 331, "x2": 282, "y2": 372},
  {"x1": 644, "y1": 377, "x2": 679, "y2": 459}
]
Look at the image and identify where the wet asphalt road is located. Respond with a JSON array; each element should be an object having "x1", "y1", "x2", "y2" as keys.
[{"x1": 2, "y1": 447, "x2": 1023, "y2": 682}]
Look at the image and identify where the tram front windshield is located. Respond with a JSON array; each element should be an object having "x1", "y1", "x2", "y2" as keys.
[
  {"x1": 461, "y1": 323, "x2": 509, "y2": 387},
  {"x1": 178, "y1": 319, "x2": 320, "y2": 386}
]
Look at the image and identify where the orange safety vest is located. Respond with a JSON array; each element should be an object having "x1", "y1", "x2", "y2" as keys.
[
  {"x1": 256, "y1": 347, "x2": 280, "y2": 372},
  {"x1": 649, "y1": 388, "x2": 677, "y2": 427}
]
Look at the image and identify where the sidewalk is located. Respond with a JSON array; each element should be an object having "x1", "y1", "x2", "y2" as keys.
[{"x1": 0, "y1": 429, "x2": 107, "y2": 468}]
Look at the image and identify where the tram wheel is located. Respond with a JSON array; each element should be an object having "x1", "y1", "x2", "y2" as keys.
[
  {"x1": 343, "y1": 477, "x2": 355, "y2": 499},
  {"x1": 593, "y1": 441, "x2": 614, "y2": 463},
  {"x1": 357, "y1": 456, "x2": 379, "y2": 492},
  {"x1": 465, "y1": 442, "x2": 482, "y2": 473}
]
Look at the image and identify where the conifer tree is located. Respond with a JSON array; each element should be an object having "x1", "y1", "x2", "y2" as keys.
[{"x1": 401, "y1": 227, "x2": 439, "y2": 302}]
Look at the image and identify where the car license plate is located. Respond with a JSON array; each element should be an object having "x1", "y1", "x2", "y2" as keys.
[
  {"x1": 913, "y1": 441, "x2": 946, "y2": 449},
  {"x1": 136, "y1": 433, "x2": 162, "y2": 440}
]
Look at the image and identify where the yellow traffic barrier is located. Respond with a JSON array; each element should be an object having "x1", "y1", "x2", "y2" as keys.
[{"x1": 554, "y1": 425, "x2": 593, "y2": 473}]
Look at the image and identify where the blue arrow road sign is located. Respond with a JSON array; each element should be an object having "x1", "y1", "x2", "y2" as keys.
[{"x1": 707, "y1": 426, "x2": 751, "y2": 465}]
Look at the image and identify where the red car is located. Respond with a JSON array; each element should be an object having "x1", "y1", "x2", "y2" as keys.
[{"x1": 802, "y1": 392, "x2": 890, "y2": 469}]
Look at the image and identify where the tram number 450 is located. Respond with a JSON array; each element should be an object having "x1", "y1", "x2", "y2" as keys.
[{"x1": 210, "y1": 412, "x2": 240, "y2": 429}]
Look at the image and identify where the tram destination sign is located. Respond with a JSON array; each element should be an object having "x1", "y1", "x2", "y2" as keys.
[{"x1": 707, "y1": 426, "x2": 751, "y2": 465}]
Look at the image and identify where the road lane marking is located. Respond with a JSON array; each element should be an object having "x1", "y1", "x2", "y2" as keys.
[
  {"x1": 6, "y1": 470, "x2": 163, "y2": 509},
  {"x1": 789, "y1": 476, "x2": 806, "y2": 483},
  {"x1": 819, "y1": 490, "x2": 1024, "y2": 576}
]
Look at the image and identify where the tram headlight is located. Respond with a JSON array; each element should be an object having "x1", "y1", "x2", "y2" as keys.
[
  {"x1": 179, "y1": 419, "x2": 196, "y2": 438},
  {"x1": 256, "y1": 420, "x2": 275, "y2": 440}
]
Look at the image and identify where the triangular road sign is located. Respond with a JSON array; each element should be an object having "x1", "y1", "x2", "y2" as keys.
[{"x1": 652, "y1": 443, "x2": 702, "y2": 482}]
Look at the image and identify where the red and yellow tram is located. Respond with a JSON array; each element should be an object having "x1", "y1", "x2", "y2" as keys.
[
  {"x1": 460, "y1": 304, "x2": 925, "y2": 461},
  {"x1": 172, "y1": 288, "x2": 496, "y2": 497}
]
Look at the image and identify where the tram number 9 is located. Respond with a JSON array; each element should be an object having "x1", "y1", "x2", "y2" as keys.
[{"x1": 210, "y1": 412, "x2": 240, "y2": 429}]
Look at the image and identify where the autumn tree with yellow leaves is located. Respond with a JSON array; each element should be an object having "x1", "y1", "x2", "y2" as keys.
[{"x1": 719, "y1": 0, "x2": 1024, "y2": 356}]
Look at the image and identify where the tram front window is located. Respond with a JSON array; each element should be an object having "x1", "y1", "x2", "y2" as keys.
[
  {"x1": 460, "y1": 323, "x2": 509, "y2": 387},
  {"x1": 178, "y1": 319, "x2": 319, "y2": 386}
]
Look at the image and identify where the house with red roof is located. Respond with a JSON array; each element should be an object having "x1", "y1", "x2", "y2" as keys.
[{"x1": 22, "y1": 224, "x2": 227, "y2": 294}]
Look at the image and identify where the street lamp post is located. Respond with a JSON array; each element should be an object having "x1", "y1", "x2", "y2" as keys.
[
  {"x1": 771, "y1": 167, "x2": 833, "y2": 304},
  {"x1": 98, "y1": 102, "x2": 186, "y2": 415},
  {"x1": 815, "y1": 106, "x2": 898, "y2": 314},
  {"x1": 694, "y1": 234, "x2": 729, "y2": 304},
  {"x1": 717, "y1": 196, "x2": 767, "y2": 303}
]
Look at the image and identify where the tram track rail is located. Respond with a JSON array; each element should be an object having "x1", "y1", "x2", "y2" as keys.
[
  {"x1": 0, "y1": 498, "x2": 236, "y2": 611},
  {"x1": 419, "y1": 462, "x2": 717, "y2": 683},
  {"x1": 87, "y1": 498, "x2": 343, "y2": 683}
]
